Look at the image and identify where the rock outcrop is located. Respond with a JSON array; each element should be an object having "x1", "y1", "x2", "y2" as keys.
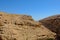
[
  {"x1": 0, "y1": 12, "x2": 55, "y2": 40},
  {"x1": 39, "y1": 15, "x2": 60, "y2": 40}
]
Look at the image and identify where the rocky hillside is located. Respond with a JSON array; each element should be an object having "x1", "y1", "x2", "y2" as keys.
[
  {"x1": 39, "y1": 15, "x2": 60, "y2": 40},
  {"x1": 0, "y1": 12, "x2": 55, "y2": 40}
]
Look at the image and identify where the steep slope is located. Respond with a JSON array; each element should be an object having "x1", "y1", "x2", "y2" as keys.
[
  {"x1": 39, "y1": 15, "x2": 60, "y2": 40},
  {"x1": 0, "y1": 12, "x2": 55, "y2": 40}
]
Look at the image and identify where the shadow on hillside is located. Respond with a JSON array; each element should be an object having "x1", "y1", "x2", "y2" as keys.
[{"x1": 39, "y1": 22, "x2": 60, "y2": 40}]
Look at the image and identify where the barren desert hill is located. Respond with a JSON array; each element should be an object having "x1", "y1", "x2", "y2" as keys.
[
  {"x1": 39, "y1": 14, "x2": 60, "y2": 40},
  {"x1": 0, "y1": 12, "x2": 56, "y2": 40},
  {"x1": 39, "y1": 14, "x2": 60, "y2": 33}
]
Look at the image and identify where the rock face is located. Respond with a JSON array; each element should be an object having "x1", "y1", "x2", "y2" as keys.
[
  {"x1": 39, "y1": 15, "x2": 60, "y2": 40},
  {"x1": 0, "y1": 12, "x2": 55, "y2": 40}
]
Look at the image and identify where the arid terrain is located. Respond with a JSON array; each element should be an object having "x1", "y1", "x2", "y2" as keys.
[
  {"x1": 0, "y1": 12, "x2": 56, "y2": 40},
  {"x1": 39, "y1": 15, "x2": 60, "y2": 40}
]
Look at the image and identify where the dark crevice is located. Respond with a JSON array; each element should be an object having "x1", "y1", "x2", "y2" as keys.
[
  {"x1": 0, "y1": 36, "x2": 3, "y2": 40},
  {"x1": 0, "y1": 14, "x2": 2, "y2": 16},
  {"x1": 55, "y1": 35, "x2": 60, "y2": 40}
]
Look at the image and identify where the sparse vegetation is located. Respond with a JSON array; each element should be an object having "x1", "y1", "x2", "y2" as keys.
[
  {"x1": 46, "y1": 38, "x2": 54, "y2": 40},
  {"x1": 37, "y1": 38, "x2": 54, "y2": 40}
]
